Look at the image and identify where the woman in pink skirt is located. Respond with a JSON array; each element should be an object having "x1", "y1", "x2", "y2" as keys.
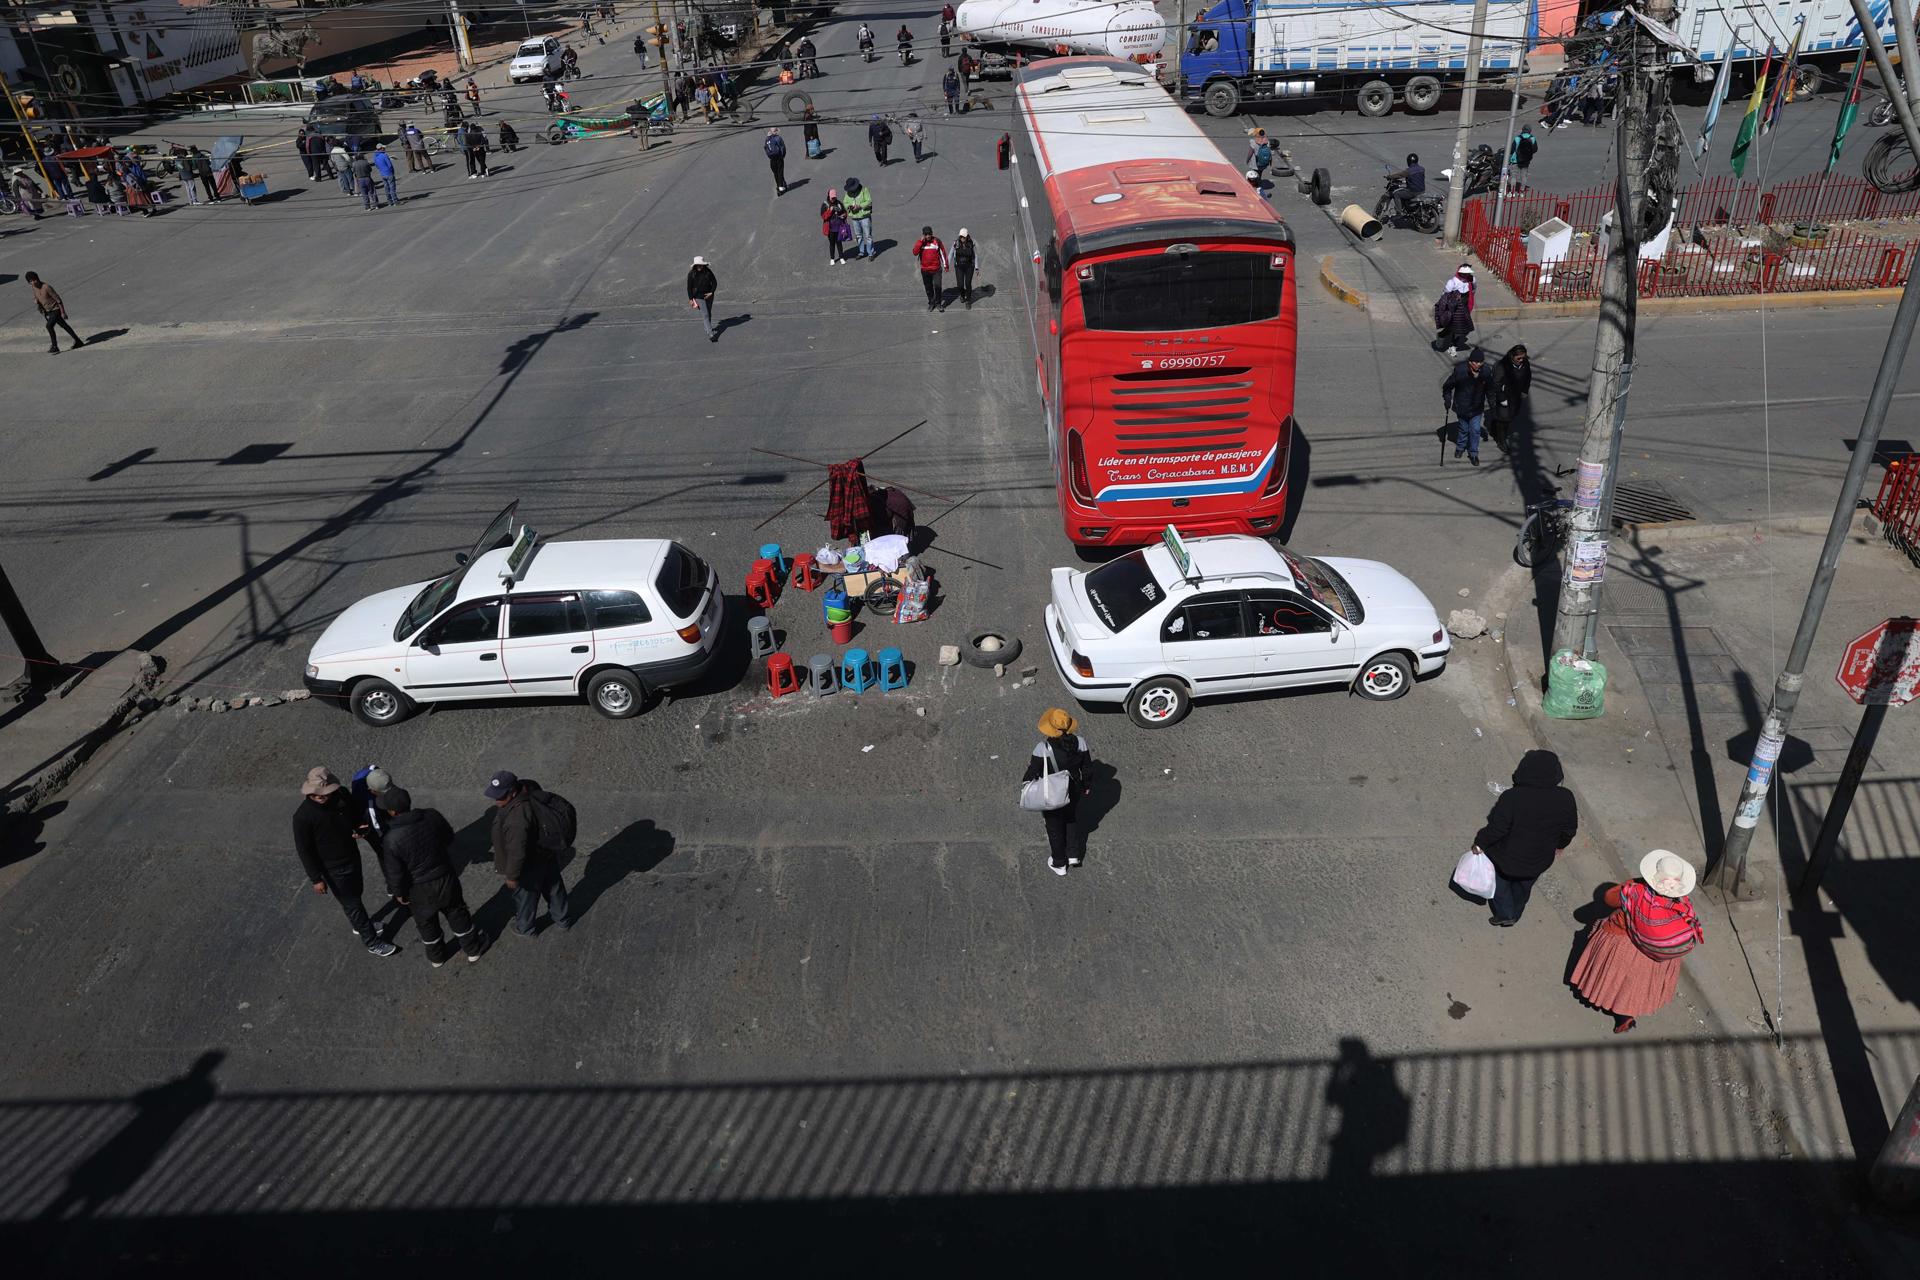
[{"x1": 1570, "y1": 850, "x2": 1704, "y2": 1034}]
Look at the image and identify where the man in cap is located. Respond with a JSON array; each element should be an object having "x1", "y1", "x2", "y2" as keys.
[
  {"x1": 378, "y1": 788, "x2": 487, "y2": 967},
  {"x1": 486, "y1": 771, "x2": 573, "y2": 936},
  {"x1": 686, "y1": 255, "x2": 718, "y2": 342},
  {"x1": 292, "y1": 766, "x2": 398, "y2": 956}
]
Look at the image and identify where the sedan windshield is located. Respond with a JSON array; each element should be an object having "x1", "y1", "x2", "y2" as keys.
[
  {"x1": 394, "y1": 569, "x2": 464, "y2": 641},
  {"x1": 1083, "y1": 550, "x2": 1167, "y2": 633}
]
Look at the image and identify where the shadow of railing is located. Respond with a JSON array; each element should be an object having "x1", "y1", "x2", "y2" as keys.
[{"x1": 1, "y1": 1031, "x2": 1910, "y2": 1270}]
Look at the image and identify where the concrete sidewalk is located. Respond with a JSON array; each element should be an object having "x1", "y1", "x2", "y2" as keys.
[{"x1": 1492, "y1": 515, "x2": 1920, "y2": 1260}]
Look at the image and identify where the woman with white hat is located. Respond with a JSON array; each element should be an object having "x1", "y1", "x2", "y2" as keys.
[
  {"x1": 1021, "y1": 708, "x2": 1093, "y2": 876},
  {"x1": 1570, "y1": 850, "x2": 1705, "y2": 1034}
]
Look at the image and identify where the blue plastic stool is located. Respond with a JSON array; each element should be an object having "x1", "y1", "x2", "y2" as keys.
[
  {"x1": 876, "y1": 646, "x2": 908, "y2": 691},
  {"x1": 840, "y1": 647, "x2": 876, "y2": 694},
  {"x1": 758, "y1": 543, "x2": 789, "y2": 579}
]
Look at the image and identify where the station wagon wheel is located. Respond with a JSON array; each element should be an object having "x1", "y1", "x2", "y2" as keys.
[
  {"x1": 1355, "y1": 653, "x2": 1412, "y2": 701},
  {"x1": 1127, "y1": 677, "x2": 1190, "y2": 729},
  {"x1": 587, "y1": 669, "x2": 644, "y2": 719},
  {"x1": 351, "y1": 678, "x2": 414, "y2": 727}
]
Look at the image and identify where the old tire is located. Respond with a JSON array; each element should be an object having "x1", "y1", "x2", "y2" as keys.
[
  {"x1": 1126, "y1": 677, "x2": 1191, "y2": 729},
  {"x1": 1203, "y1": 79, "x2": 1240, "y2": 118},
  {"x1": 964, "y1": 631, "x2": 1022, "y2": 669},
  {"x1": 781, "y1": 88, "x2": 813, "y2": 120},
  {"x1": 1354, "y1": 653, "x2": 1413, "y2": 701},
  {"x1": 1793, "y1": 64, "x2": 1822, "y2": 98},
  {"x1": 1356, "y1": 79, "x2": 1394, "y2": 118},
  {"x1": 350, "y1": 678, "x2": 414, "y2": 728},
  {"x1": 1310, "y1": 167, "x2": 1331, "y2": 206},
  {"x1": 587, "y1": 668, "x2": 644, "y2": 719},
  {"x1": 1404, "y1": 75, "x2": 1442, "y2": 113}
]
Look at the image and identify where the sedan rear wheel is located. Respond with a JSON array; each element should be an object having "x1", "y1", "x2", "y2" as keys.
[
  {"x1": 588, "y1": 669, "x2": 644, "y2": 719},
  {"x1": 1355, "y1": 653, "x2": 1413, "y2": 701},
  {"x1": 1126, "y1": 677, "x2": 1191, "y2": 729}
]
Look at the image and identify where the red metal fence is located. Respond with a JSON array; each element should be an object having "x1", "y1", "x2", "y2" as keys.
[
  {"x1": 1872, "y1": 456, "x2": 1920, "y2": 566},
  {"x1": 1478, "y1": 174, "x2": 1920, "y2": 235}
]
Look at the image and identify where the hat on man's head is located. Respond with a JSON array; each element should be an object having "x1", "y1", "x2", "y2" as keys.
[
  {"x1": 364, "y1": 767, "x2": 393, "y2": 795},
  {"x1": 691, "y1": 255, "x2": 706, "y2": 266},
  {"x1": 382, "y1": 786, "x2": 413, "y2": 814},
  {"x1": 301, "y1": 766, "x2": 341, "y2": 796},
  {"x1": 484, "y1": 771, "x2": 520, "y2": 800},
  {"x1": 1038, "y1": 708, "x2": 1079, "y2": 738}
]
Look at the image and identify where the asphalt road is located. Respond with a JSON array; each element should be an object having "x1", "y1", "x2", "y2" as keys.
[{"x1": 0, "y1": 8, "x2": 1894, "y2": 1272}]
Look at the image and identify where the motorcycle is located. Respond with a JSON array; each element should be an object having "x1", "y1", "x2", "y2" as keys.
[
  {"x1": 898, "y1": 42, "x2": 913, "y2": 66},
  {"x1": 860, "y1": 38, "x2": 874, "y2": 63},
  {"x1": 1869, "y1": 95, "x2": 1897, "y2": 128},
  {"x1": 1440, "y1": 144, "x2": 1500, "y2": 196},
  {"x1": 544, "y1": 84, "x2": 573, "y2": 114},
  {"x1": 799, "y1": 55, "x2": 819, "y2": 79},
  {"x1": 1374, "y1": 174, "x2": 1443, "y2": 234}
]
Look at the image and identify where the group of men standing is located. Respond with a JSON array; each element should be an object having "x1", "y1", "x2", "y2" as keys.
[{"x1": 292, "y1": 766, "x2": 574, "y2": 966}]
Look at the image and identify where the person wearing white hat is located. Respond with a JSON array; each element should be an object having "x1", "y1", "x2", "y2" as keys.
[
  {"x1": 686, "y1": 255, "x2": 718, "y2": 342},
  {"x1": 953, "y1": 228, "x2": 978, "y2": 310},
  {"x1": 1570, "y1": 849, "x2": 1704, "y2": 1034}
]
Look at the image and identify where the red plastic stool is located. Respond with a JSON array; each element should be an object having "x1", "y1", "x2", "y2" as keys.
[
  {"x1": 766, "y1": 652, "x2": 800, "y2": 698},
  {"x1": 790, "y1": 555, "x2": 821, "y2": 591},
  {"x1": 750, "y1": 557, "x2": 781, "y2": 603},
  {"x1": 746, "y1": 565, "x2": 776, "y2": 608}
]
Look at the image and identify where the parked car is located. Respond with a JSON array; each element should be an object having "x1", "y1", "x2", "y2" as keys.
[
  {"x1": 304, "y1": 95, "x2": 383, "y2": 141},
  {"x1": 509, "y1": 35, "x2": 566, "y2": 83},
  {"x1": 304, "y1": 504, "x2": 724, "y2": 726},
  {"x1": 1043, "y1": 531, "x2": 1450, "y2": 727}
]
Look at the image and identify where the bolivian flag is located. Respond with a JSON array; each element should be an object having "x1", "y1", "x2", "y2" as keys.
[{"x1": 1730, "y1": 49, "x2": 1773, "y2": 178}]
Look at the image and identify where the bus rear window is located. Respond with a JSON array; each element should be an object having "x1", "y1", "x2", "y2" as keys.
[
  {"x1": 1080, "y1": 251, "x2": 1283, "y2": 332},
  {"x1": 1083, "y1": 550, "x2": 1166, "y2": 633}
]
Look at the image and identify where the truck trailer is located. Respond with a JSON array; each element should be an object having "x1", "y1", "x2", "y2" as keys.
[
  {"x1": 1180, "y1": 0, "x2": 1537, "y2": 118},
  {"x1": 1612, "y1": 0, "x2": 1915, "y2": 96}
]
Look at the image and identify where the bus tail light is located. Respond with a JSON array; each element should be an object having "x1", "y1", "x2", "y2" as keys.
[
  {"x1": 1071, "y1": 651, "x2": 1095, "y2": 678},
  {"x1": 1067, "y1": 430, "x2": 1093, "y2": 504},
  {"x1": 1261, "y1": 417, "x2": 1296, "y2": 498}
]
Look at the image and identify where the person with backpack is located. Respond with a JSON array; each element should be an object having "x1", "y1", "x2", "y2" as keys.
[
  {"x1": 763, "y1": 127, "x2": 788, "y2": 195},
  {"x1": 904, "y1": 113, "x2": 927, "y2": 163},
  {"x1": 952, "y1": 228, "x2": 979, "y2": 309},
  {"x1": 378, "y1": 788, "x2": 488, "y2": 967},
  {"x1": 1021, "y1": 709, "x2": 1094, "y2": 876},
  {"x1": 1571, "y1": 851, "x2": 1704, "y2": 1033},
  {"x1": 802, "y1": 106, "x2": 822, "y2": 159},
  {"x1": 821, "y1": 188, "x2": 850, "y2": 264},
  {"x1": 843, "y1": 177, "x2": 874, "y2": 259},
  {"x1": 1470, "y1": 749, "x2": 1577, "y2": 926},
  {"x1": 910, "y1": 225, "x2": 950, "y2": 311},
  {"x1": 1508, "y1": 125, "x2": 1538, "y2": 184},
  {"x1": 485, "y1": 771, "x2": 574, "y2": 936},
  {"x1": 868, "y1": 115, "x2": 893, "y2": 165}
]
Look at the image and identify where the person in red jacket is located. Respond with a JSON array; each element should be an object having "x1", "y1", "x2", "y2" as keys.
[{"x1": 910, "y1": 225, "x2": 949, "y2": 312}]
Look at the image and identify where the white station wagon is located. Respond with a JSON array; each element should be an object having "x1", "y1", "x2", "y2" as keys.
[
  {"x1": 304, "y1": 504, "x2": 723, "y2": 726},
  {"x1": 1044, "y1": 531, "x2": 1450, "y2": 728}
]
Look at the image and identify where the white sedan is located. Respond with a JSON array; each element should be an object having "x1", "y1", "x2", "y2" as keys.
[{"x1": 1044, "y1": 532, "x2": 1450, "y2": 728}]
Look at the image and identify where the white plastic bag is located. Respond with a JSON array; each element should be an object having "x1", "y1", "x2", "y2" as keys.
[
  {"x1": 1452, "y1": 848, "x2": 1496, "y2": 899},
  {"x1": 1019, "y1": 746, "x2": 1071, "y2": 812}
]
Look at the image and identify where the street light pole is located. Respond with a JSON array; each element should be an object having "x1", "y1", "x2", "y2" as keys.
[
  {"x1": 1442, "y1": 0, "x2": 1490, "y2": 244},
  {"x1": 1715, "y1": 0, "x2": 1920, "y2": 893},
  {"x1": 1492, "y1": 42, "x2": 1530, "y2": 230}
]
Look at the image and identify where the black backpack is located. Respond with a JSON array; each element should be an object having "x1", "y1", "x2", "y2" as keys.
[{"x1": 527, "y1": 790, "x2": 578, "y2": 853}]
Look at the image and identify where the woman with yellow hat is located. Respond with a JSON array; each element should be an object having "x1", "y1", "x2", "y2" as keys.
[{"x1": 1022, "y1": 708, "x2": 1093, "y2": 875}]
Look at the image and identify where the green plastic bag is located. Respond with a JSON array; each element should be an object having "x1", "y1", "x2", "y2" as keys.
[{"x1": 1544, "y1": 649, "x2": 1607, "y2": 720}]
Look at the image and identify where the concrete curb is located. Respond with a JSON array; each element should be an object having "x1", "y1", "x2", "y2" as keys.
[
  {"x1": 1478, "y1": 287, "x2": 1904, "y2": 322},
  {"x1": 2, "y1": 650, "x2": 160, "y2": 820},
  {"x1": 1318, "y1": 254, "x2": 1368, "y2": 309}
]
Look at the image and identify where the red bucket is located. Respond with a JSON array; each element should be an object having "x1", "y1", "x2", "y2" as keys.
[{"x1": 829, "y1": 618, "x2": 855, "y2": 644}]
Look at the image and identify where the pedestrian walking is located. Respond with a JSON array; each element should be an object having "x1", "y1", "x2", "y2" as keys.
[
  {"x1": 843, "y1": 177, "x2": 874, "y2": 258},
  {"x1": 942, "y1": 67, "x2": 961, "y2": 115},
  {"x1": 464, "y1": 121, "x2": 489, "y2": 177},
  {"x1": 764, "y1": 127, "x2": 788, "y2": 194},
  {"x1": 485, "y1": 771, "x2": 574, "y2": 936},
  {"x1": 822, "y1": 188, "x2": 849, "y2": 264},
  {"x1": 25, "y1": 272, "x2": 83, "y2": 353},
  {"x1": 11, "y1": 168, "x2": 43, "y2": 219},
  {"x1": 351, "y1": 151, "x2": 379, "y2": 209},
  {"x1": 1470, "y1": 750, "x2": 1577, "y2": 926},
  {"x1": 296, "y1": 125, "x2": 317, "y2": 180},
  {"x1": 377, "y1": 788, "x2": 487, "y2": 967},
  {"x1": 47, "y1": 161, "x2": 72, "y2": 201},
  {"x1": 634, "y1": 33, "x2": 649, "y2": 66},
  {"x1": 939, "y1": 19, "x2": 953, "y2": 58},
  {"x1": 465, "y1": 77, "x2": 482, "y2": 116},
  {"x1": 911, "y1": 225, "x2": 949, "y2": 311},
  {"x1": 332, "y1": 141, "x2": 353, "y2": 193},
  {"x1": 675, "y1": 72, "x2": 694, "y2": 122},
  {"x1": 1022, "y1": 708, "x2": 1094, "y2": 876},
  {"x1": 952, "y1": 227, "x2": 979, "y2": 308},
  {"x1": 293, "y1": 766, "x2": 398, "y2": 956},
  {"x1": 371, "y1": 143, "x2": 399, "y2": 205},
  {"x1": 868, "y1": 114, "x2": 892, "y2": 165},
  {"x1": 1486, "y1": 343, "x2": 1531, "y2": 454},
  {"x1": 305, "y1": 130, "x2": 332, "y2": 181},
  {"x1": 957, "y1": 48, "x2": 975, "y2": 99},
  {"x1": 687, "y1": 254, "x2": 719, "y2": 341},
  {"x1": 498, "y1": 120, "x2": 520, "y2": 153},
  {"x1": 122, "y1": 161, "x2": 154, "y2": 217},
  {"x1": 1570, "y1": 851, "x2": 1705, "y2": 1033},
  {"x1": 1509, "y1": 125, "x2": 1537, "y2": 184},
  {"x1": 905, "y1": 113, "x2": 926, "y2": 163},
  {"x1": 803, "y1": 106, "x2": 822, "y2": 159},
  {"x1": 1431, "y1": 264, "x2": 1475, "y2": 356},
  {"x1": 1440, "y1": 346, "x2": 1492, "y2": 465}
]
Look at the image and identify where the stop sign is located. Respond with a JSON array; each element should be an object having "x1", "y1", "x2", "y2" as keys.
[{"x1": 1836, "y1": 617, "x2": 1920, "y2": 706}]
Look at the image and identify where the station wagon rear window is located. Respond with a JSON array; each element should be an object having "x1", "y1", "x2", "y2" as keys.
[
  {"x1": 655, "y1": 544, "x2": 710, "y2": 618},
  {"x1": 1083, "y1": 550, "x2": 1165, "y2": 633}
]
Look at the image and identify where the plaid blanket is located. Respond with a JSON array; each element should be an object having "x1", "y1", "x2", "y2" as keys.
[{"x1": 827, "y1": 459, "x2": 873, "y2": 541}]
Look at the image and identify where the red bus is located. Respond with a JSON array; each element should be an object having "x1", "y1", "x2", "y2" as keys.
[{"x1": 1009, "y1": 56, "x2": 1298, "y2": 547}]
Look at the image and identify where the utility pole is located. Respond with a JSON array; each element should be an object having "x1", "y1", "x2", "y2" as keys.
[
  {"x1": 1492, "y1": 39, "x2": 1531, "y2": 229},
  {"x1": 0, "y1": 558, "x2": 58, "y2": 696},
  {"x1": 1442, "y1": 0, "x2": 1489, "y2": 244},
  {"x1": 448, "y1": 1, "x2": 473, "y2": 71},
  {"x1": 0, "y1": 65, "x2": 56, "y2": 195},
  {"x1": 1716, "y1": 0, "x2": 1920, "y2": 893},
  {"x1": 1547, "y1": 1, "x2": 1674, "y2": 665}
]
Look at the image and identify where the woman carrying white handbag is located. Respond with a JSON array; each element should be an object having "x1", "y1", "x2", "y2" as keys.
[{"x1": 1020, "y1": 708, "x2": 1093, "y2": 876}]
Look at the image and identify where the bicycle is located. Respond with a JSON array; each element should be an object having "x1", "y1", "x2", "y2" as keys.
[{"x1": 1514, "y1": 488, "x2": 1575, "y2": 568}]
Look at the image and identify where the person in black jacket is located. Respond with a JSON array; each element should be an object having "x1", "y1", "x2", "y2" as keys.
[
  {"x1": 292, "y1": 766, "x2": 397, "y2": 956},
  {"x1": 486, "y1": 770, "x2": 573, "y2": 936},
  {"x1": 378, "y1": 788, "x2": 486, "y2": 966},
  {"x1": 952, "y1": 228, "x2": 979, "y2": 309},
  {"x1": 1472, "y1": 749, "x2": 1578, "y2": 925},
  {"x1": 868, "y1": 115, "x2": 892, "y2": 165},
  {"x1": 1486, "y1": 343, "x2": 1532, "y2": 454},
  {"x1": 687, "y1": 255, "x2": 718, "y2": 342},
  {"x1": 1440, "y1": 348, "x2": 1492, "y2": 466},
  {"x1": 1022, "y1": 708, "x2": 1094, "y2": 875}
]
